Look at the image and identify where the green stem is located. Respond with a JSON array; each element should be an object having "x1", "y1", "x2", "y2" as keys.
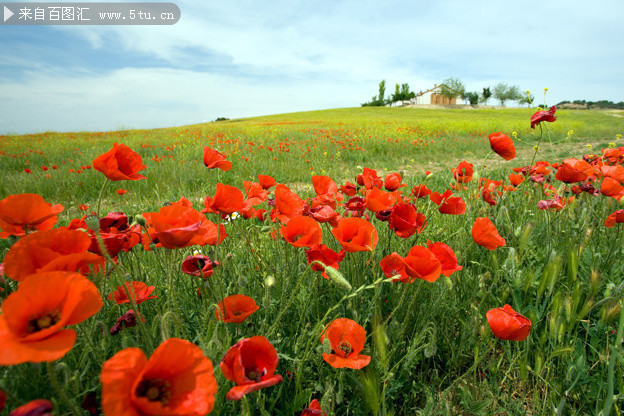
[
  {"x1": 529, "y1": 124, "x2": 544, "y2": 169},
  {"x1": 96, "y1": 178, "x2": 110, "y2": 216},
  {"x1": 294, "y1": 276, "x2": 395, "y2": 393},
  {"x1": 601, "y1": 299, "x2": 624, "y2": 416},
  {"x1": 46, "y1": 361, "x2": 84, "y2": 415},
  {"x1": 265, "y1": 266, "x2": 312, "y2": 338}
]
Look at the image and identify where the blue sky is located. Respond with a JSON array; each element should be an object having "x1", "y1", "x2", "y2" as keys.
[{"x1": 1, "y1": 0, "x2": 623, "y2": 134}]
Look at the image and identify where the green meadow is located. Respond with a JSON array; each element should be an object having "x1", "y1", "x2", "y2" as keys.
[{"x1": 1, "y1": 106, "x2": 624, "y2": 415}]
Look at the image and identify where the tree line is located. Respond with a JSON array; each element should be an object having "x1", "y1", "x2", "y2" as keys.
[
  {"x1": 362, "y1": 78, "x2": 537, "y2": 107},
  {"x1": 556, "y1": 99, "x2": 624, "y2": 110}
]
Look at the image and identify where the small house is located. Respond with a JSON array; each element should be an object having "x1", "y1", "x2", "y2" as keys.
[{"x1": 414, "y1": 84, "x2": 465, "y2": 105}]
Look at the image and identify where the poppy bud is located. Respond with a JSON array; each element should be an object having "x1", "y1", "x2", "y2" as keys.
[
  {"x1": 323, "y1": 266, "x2": 352, "y2": 291},
  {"x1": 134, "y1": 214, "x2": 146, "y2": 227},
  {"x1": 264, "y1": 274, "x2": 275, "y2": 287},
  {"x1": 85, "y1": 215, "x2": 100, "y2": 231}
]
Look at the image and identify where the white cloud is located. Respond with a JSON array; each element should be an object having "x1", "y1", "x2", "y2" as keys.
[
  {"x1": 0, "y1": 67, "x2": 385, "y2": 133},
  {"x1": 2, "y1": 0, "x2": 623, "y2": 133}
]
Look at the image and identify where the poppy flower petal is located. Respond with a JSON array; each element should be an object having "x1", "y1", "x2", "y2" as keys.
[
  {"x1": 101, "y1": 348, "x2": 148, "y2": 416},
  {"x1": 225, "y1": 375, "x2": 283, "y2": 401},
  {"x1": 0, "y1": 319, "x2": 76, "y2": 365},
  {"x1": 322, "y1": 353, "x2": 371, "y2": 370},
  {"x1": 131, "y1": 339, "x2": 217, "y2": 415},
  {"x1": 471, "y1": 217, "x2": 505, "y2": 250}
]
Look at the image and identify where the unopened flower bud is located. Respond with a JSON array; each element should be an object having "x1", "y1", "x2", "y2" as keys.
[
  {"x1": 85, "y1": 215, "x2": 100, "y2": 231},
  {"x1": 324, "y1": 266, "x2": 352, "y2": 291}
]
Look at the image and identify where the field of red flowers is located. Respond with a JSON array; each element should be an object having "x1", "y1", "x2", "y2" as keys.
[{"x1": 1, "y1": 106, "x2": 624, "y2": 415}]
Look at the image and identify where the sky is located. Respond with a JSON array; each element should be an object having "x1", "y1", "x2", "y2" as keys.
[{"x1": 1, "y1": 0, "x2": 623, "y2": 134}]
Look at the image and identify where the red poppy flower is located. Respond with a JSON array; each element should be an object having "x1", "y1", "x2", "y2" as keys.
[
  {"x1": 0, "y1": 271, "x2": 102, "y2": 365},
  {"x1": 402, "y1": 246, "x2": 442, "y2": 283},
  {"x1": 273, "y1": 185, "x2": 305, "y2": 223},
  {"x1": 605, "y1": 210, "x2": 624, "y2": 227},
  {"x1": 280, "y1": 216, "x2": 323, "y2": 248},
  {"x1": 307, "y1": 204, "x2": 340, "y2": 226},
  {"x1": 452, "y1": 161, "x2": 474, "y2": 183},
  {"x1": 321, "y1": 318, "x2": 371, "y2": 369},
  {"x1": 208, "y1": 183, "x2": 245, "y2": 214},
  {"x1": 9, "y1": 399, "x2": 53, "y2": 416},
  {"x1": 384, "y1": 172, "x2": 405, "y2": 191},
  {"x1": 181, "y1": 254, "x2": 219, "y2": 278},
  {"x1": 601, "y1": 165, "x2": 624, "y2": 183},
  {"x1": 92, "y1": 143, "x2": 146, "y2": 181},
  {"x1": 0, "y1": 193, "x2": 64, "y2": 238},
  {"x1": 110, "y1": 309, "x2": 143, "y2": 335},
  {"x1": 305, "y1": 244, "x2": 346, "y2": 279},
  {"x1": 331, "y1": 217, "x2": 378, "y2": 253},
  {"x1": 380, "y1": 252, "x2": 408, "y2": 282},
  {"x1": 365, "y1": 188, "x2": 400, "y2": 212},
  {"x1": 68, "y1": 212, "x2": 141, "y2": 258},
  {"x1": 301, "y1": 399, "x2": 327, "y2": 416},
  {"x1": 555, "y1": 158, "x2": 594, "y2": 183},
  {"x1": 243, "y1": 181, "x2": 268, "y2": 206},
  {"x1": 220, "y1": 336, "x2": 283, "y2": 400},
  {"x1": 23, "y1": 168, "x2": 32, "y2": 174},
  {"x1": 486, "y1": 304, "x2": 531, "y2": 341},
  {"x1": 429, "y1": 190, "x2": 466, "y2": 215},
  {"x1": 509, "y1": 173, "x2": 525, "y2": 187},
  {"x1": 101, "y1": 338, "x2": 217, "y2": 415},
  {"x1": 537, "y1": 197, "x2": 564, "y2": 211},
  {"x1": 356, "y1": 167, "x2": 383, "y2": 189},
  {"x1": 388, "y1": 203, "x2": 426, "y2": 238},
  {"x1": 427, "y1": 241, "x2": 462, "y2": 277},
  {"x1": 258, "y1": 174, "x2": 276, "y2": 190},
  {"x1": 143, "y1": 202, "x2": 226, "y2": 249},
  {"x1": 488, "y1": 132, "x2": 516, "y2": 161},
  {"x1": 601, "y1": 177, "x2": 624, "y2": 201},
  {"x1": 3, "y1": 228, "x2": 105, "y2": 282},
  {"x1": 410, "y1": 184, "x2": 432, "y2": 199},
  {"x1": 530, "y1": 106, "x2": 557, "y2": 129},
  {"x1": 116, "y1": 189, "x2": 127, "y2": 195},
  {"x1": 603, "y1": 147, "x2": 624, "y2": 164},
  {"x1": 482, "y1": 189, "x2": 497, "y2": 206},
  {"x1": 339, "y1": 181, "x2": 357, "y2": 196},
  {"x1": 312, "y1": 175, "x2": 342, "y2": 201},
  {"x1": 472, "y1": 217, "x2": 505, "y2": 250},
  {"x1": 108, "y1": 281, "x2": 156, "y2": 305},
  {"x1": 203, "y1": 147, "x2": 232, "y2": 171},
  {"x1": 215, "y1": 294, "x2": 259, "y2": 323},
  {"x1": 345, "y1": 196, "x2": 366, "y2": 213}
]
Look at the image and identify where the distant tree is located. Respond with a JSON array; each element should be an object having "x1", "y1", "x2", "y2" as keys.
[
  {"x1": 518, "y1": 91, "x2": 535, "y2": 108},
  {"x1": 481, "y1": 87, "x2": 492, "y2": 105},
  {"x1": 401, "y1": 83, "x2": 415, "y2": 100},
  {"x1": 390, "y1": 82, "x2": 416, "y2": 104},
  {"x1": 439, "y1": 77, "x2": 466, "y2": 101},
  {"x1": 392, "y1": 83, "x2": 400, "y2": 104},
  {"x1": 361, "y1": 80, "x2": 388, "y2": 106},
  {"x1": 378, "y1": 80, "x2": 386, "y2": 103},
  {"x1": 493, "y1": 82, "x2": 522, "y2": 107},
  {"x1": 464, "y1": 92, "x2": 479, "y2": 105}
]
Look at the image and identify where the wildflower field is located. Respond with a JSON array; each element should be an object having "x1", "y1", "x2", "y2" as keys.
[{"x1": 1, "y1": 106, "x2": 624, "y2": 415}]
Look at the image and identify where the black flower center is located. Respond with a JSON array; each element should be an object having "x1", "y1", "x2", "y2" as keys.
[
  {"x1": 27, "y1": 310, "x2": 61, "y2": 333},
  {"x1": 245, "y1": 367, "x2": 266, "y2": 382},
  {"x1": 136, "y1": 379, "x2": 171, "y2": 404},
  {"x1": 338, "y1": 341, "x2": 353, "y2": 356}
]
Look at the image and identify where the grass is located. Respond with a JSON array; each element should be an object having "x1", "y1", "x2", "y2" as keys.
[{"x1": 1, "y1": 106, "x2": 624, "y2": 415}]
